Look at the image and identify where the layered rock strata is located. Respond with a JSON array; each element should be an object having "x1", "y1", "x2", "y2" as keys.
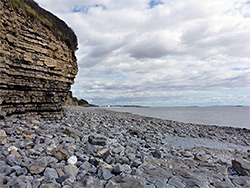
[{"x1": 0, "y1": 0, "x2": 78, "y2": 117}]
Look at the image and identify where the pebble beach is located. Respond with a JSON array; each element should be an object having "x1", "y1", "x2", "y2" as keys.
[{"x1": 0, "y1": 106, "x2": 249, "y2": 188}]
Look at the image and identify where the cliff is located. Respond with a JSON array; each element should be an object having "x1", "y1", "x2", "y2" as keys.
[{"x1": 0, "y1": 0, "x2": 78, "y2": 118}]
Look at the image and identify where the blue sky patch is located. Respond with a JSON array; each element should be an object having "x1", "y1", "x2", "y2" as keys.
[
  {"x1": 149, "y1": 0, "x2": 163, "y2": 9},
  {"x1": 232, "y1": 68, "x2": 249, "y2": 71},
  {"x1": 73, "y1": 4, "x2": 106, "y2": 13}
]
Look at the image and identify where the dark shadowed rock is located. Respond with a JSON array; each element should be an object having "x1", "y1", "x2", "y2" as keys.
[
  {"x1": 232, "y1": 159, "x2": 250, "y2": 176},
  {"x1": 88, "y1": 135, "x2": 107, "y2": 146},
  {"x1": 151, "y1": 149, "x2": 161, "y2": 158},
  {"x1": 112, "y1": 164, "x2": 125, "y2": 175}
]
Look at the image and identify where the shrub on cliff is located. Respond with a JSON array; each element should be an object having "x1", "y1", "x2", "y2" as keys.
[{"x1": 68, "y1": 92, "x2": 89, "y2": 107}]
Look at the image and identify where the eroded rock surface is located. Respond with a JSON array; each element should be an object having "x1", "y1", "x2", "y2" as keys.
[{"x1": 0, "y1": 1, "x2": 78, "y2": 118}]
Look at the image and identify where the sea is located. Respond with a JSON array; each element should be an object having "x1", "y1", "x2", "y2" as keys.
[{"x1": 101, "y1": 107, "x2": 250, "y2": 129}]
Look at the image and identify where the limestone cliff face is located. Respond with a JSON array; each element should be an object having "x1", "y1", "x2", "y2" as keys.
[{"x1": 0, "y1": 1, "x2": 78, "y2": 118}]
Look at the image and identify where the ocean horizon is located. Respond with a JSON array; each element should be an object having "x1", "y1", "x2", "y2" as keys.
[{"x1": 100, "y1": 106, "x2": 250, "y2": 129}]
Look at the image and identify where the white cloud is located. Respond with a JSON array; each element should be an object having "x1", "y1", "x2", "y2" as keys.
[{"x1": 36, "y1": 0, "x2": 250, "y2": 106}]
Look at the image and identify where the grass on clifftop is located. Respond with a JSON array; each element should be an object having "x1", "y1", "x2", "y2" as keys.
[
  {"x1": 6, "y1": 0, "x2": 53, "y2": 26},
  {"x1": 5, "y1": 0, "x2": 78, "y2": 51}
]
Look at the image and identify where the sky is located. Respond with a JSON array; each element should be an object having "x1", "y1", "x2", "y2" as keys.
[{"x1": 36, "y1": 0, "x2": 250, "y2": 106}]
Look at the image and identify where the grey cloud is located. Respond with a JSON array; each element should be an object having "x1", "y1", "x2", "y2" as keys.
[
  {"x1": 36, "y1": 0, "x2": 250, "y2": 106},
  {"x1": 128, "y1": 42, "x2": 169, "y2": 59}
]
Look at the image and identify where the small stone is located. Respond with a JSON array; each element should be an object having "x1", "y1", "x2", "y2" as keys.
[
  {"x1": 168, "y1": 177, "x2": 185, "y2": 188},
  {"x1": 105, "y1": 155, "x2": 115, "y2": 164},
  {"x1": 7, "y1": 146, "x2": 18, "y2": 152},
  {"x1": 166, "y1": 184, "x2": 175, "y2": 188},
  {"x1": 96, "y1": 148, "x2": 110, "y2": 159},
  {"x1": 23, "y1": 134, "x2": 33, "y2": 140},
  {"x1": 98, "y1": 162, "x2": 113, "y2": 171},
  {"x1": 41, "y1": 182, "x2": 61, "y2": 188},
  {"x1": 89, "y1": 158, "x2": 99, "y2": 167},
  {"x1": 88, "y1": 135, "x2": 107, "y2": 146},
  {"x1": 213, "y1": 181, "x2": 233, "y2": 188},
  {"x1": 0, "y1": 129, "x2": 7, "y2": 145},
  {"x1": 64, "y1": 164, "x2": 79, "y2": 178},
  {"x1": 231, "y1": 176, "x2": 250, "y2": 187},
  {"x1": 105, "y1": 181, "x2": 119, "y2": 188},
  {"x1": 182, "y1": 150, "x2": 193, "y2": 158},
  {"x1": 112, "y1": 164, "x2": 125, "y2": 175},
  {"x1": 194, "y1": 154, "x2": 207, "y2": 162},
  {"x1": 32, "y1": 179, "x2": 41, "y2": 188},
  {"x1": 8, "y1": 146, "x2": 21, "y2": 158},
  {"x1": 27, "y1": 159, "x2": 48, "y2": 175},
  {"x1": 0, "y1": 174, "x2": 8, "y2": 186},
  {"x1": 6, "y1": 154, "x2": 21, "y2": 166},
  {"x1": 97, "y1": 167, "x2": 112, "y2": 180},
  {"x1": 62, "y1": 186, "x2": 71, "y2": 188},
  {"x1": 44, "y1": 167, "x2": 58, "y2": 183},
  {"x1": 7, "y1": 177, "x2": 26, "y2": 187},
  {"x1": 78, "y1": 154, "x2": 89, "y2": 162},
  {"x1": 51, "y1": 148, "x2": 69, "y2": 161},
  {"x1": 14, "y1": 166, "x2": 28, "y2": 176},
  {"x1": 55, "y1": 167, "x2": 66, "y2": 177},
  {"x1": 128, "y1": 128, "x2": 141, "y2": 136},
  {"x1": 0, "y1": 111, "x2": 6, "y2": 119},
  {"x1": 131, "y1": 160, "x2": 141, "y2": 168},
  {"x1": 123, "y1": 164, "x2": 131, "y2": 172},
  {"x1": 80, "y1": 161, "x2": 96, "y2": 174},
  {"x1": 62, "y1": 178, "x2": 75, "y2": 187},
  {"x1": 73, "y1": 176, "x2": 106, "y2": 188},
  {"x1": 6, "y1": 34, "x2": 14, "y2": 43},
  {"x1": 113, "y1": 146, "x2": 124, "y2": 154},
  {"x1": 56, "y1": 176, "x2": 68, "y2": 184},
  {"x1": 0, "y1": 165, "x2": 12, "y2": 175},
  {"x1": 232, "y1": 158, "x2": 250, "y2": 176},
  {"x1": 67, "y1": 156, "x2": 77, "y2": 165},
  {"x1": 151, "y1": 149, "x2": 161, "y2": 158}
]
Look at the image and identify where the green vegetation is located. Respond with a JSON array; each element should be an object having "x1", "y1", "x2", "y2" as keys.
[
  {"x1": 5, "y1": 0, "x2": 77, "y2": 51},
  {"x1": 6, "y1": 0, "x2": 52, "y2": 27},
  {"x1": 69, "y1": 92, "x2": 90, "y2": 107},
  {"x1": 73, "y1": 97, "x2": 89, "y2": 107}
]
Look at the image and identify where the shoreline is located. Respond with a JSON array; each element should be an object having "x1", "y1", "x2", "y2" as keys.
[
  {"x1": 101, "y1": 107, "x2": 250, "y2": 129},
  {"x1": 0, "y1": 106, "x2": 249, "y2": 187},
  {"x1": 89, "y1": 107, "x2": 250, "y2": 152},
  {"x1": 99, "y1": 106, "x2": 250, "y2": 129}
]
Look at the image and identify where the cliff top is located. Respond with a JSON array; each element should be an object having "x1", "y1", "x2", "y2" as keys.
[{"x1": 5, "y1": 0, "x2": 78, "y2": 51}]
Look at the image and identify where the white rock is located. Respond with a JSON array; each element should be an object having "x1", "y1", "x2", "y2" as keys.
[
  {"x1": 7, "y1": 146, "x2": 18, "y2": 152},
  {"x1": 67, "y1": 156, "x2": 77, "y2": 165}
]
